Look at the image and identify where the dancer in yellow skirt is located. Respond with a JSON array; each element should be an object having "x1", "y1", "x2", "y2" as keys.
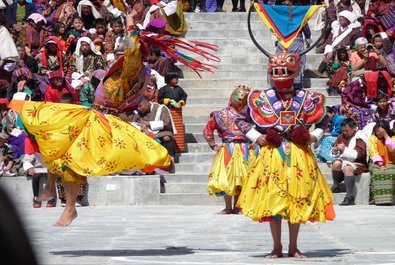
[
  {"x1": 9, "y1": 9, "x2": 218, "y2": 227},
  {"x1": 234, "y1": 4, "x2": 336, "y2": 258},
  {"x1": 203, "y1": 85, "x2": 252, "y2": 214}
]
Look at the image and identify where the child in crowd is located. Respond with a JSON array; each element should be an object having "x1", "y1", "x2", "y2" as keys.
[
  {"x1": 327, "y1": 46, "x2": 352, "y2": 96},
  {"x1": 67, "y1": 16, "x2": 86, "y2": 54},
  {"x1": 104, "y1": 16, "x2": 124, "y2": 63},
  {"x1": 44, "y1": 70, "x2": 79, "y2": 104}
]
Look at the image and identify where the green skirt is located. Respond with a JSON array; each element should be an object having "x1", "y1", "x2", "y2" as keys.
[{"x1": 370, "y1": 164, "x2": 395, "y2": 205}]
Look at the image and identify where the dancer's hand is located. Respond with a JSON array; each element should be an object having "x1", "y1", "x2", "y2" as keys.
[
  {"x1": 256, "y1": 135, "x2": 267, "y2": 146},
  {"x1": 126, "y1": 9, "x2": 139, "y2": 28},
  {"x1": 213, "y1": 145, "x2": 222, "y2": 152}
]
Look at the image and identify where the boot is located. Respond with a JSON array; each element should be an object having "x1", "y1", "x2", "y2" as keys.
[
  {"x1": 331, "y1": 170, "x2": 344, "y2": 193},
  {"x1": 339, "y1": 196, "x2": 355, "y2": 206}
]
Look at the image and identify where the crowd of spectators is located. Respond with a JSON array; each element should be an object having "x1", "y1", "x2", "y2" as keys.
[{"x1": 0, "y1": 0, "x2": 187, "y2": 207}]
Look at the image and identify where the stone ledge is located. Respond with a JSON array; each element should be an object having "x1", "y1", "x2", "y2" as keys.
[
  {"x1": 354, "y1": 173, "x2": 371, "y2": 205},
  {"x1": 0, "y1": 175, "x2": 160, "y2": 207}
]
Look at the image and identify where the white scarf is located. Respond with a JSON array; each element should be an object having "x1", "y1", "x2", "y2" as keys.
[
  {"x1": 0, "y1": 26, "x2": 19, "y2": 67},
  {"x1": 73, "y1": 37, "x2": 102, "y2": 74},
  {"x1": 77, "y1": 0, "x2": 102, "y2": 19}
]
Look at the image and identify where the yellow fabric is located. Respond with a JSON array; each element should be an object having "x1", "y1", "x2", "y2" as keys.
[
  {"x1": 178, "y1": 100, "x2": 186, "y2": 106},
  {"x1": 369, "y1": 135, "x2": 395, "y2": 164},
  {"x1": 207, "y1": 144, "x2": 249, "y2": 196},
  {"x1": 164, "y1": 98, "x2": 170, "y2": 105},
  {"x1": 237, "y1": 143, "x2": 334, "y2": 224},
  {"x1": 20, "y1": 101, "x2": 171, "y2": 182},
  {"x1": 161, "y1": 0, "x2": 188, "y2": 36}
]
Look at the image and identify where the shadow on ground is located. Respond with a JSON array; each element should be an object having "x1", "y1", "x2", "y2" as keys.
[
  {"x1": 50, "y1": 246, "x2": 194, "y2": 257},
  {"x1": 251, "y1": 248, "x2": 351, "y2": 259}
]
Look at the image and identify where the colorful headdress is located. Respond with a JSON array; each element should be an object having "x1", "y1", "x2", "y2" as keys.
[{"x1": 229, "y1": 85, "x2": 251, "y2": 112}]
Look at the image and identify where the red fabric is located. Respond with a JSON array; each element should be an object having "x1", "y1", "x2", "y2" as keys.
[
  {"x1": 0, "y1": 98, "x2": 10, "y2": 106},
  {"x1": 44, "y1": 84, "x2": 79, "y2": 104},
  {"x1": 364, "y1": 71, "x2": 393, "y2": 99},
  {"x1": 266, "y1": 129, "x2": 281, "y2": 147},
  {"x1": 290, "y1": 127, "x2": 311, "y2": 146},
  {"x1": 25, "y1": 137, "x2": 39, "y2": 155},
  {"x1": 25, "y1": 25, "x2": 45, "y2": 52},
  {"x1": 42, "y1": 36, "x2": 64, "y2": 72}
]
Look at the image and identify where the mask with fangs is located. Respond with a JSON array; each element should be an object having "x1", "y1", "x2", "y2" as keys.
[{"x1": 268, "y1": 53, "x2": 301, "y2": 94}]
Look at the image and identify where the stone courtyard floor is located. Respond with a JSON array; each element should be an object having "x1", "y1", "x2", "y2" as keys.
[{"x1": 16, "y1": 205, "x2": 395, "y2": 265}]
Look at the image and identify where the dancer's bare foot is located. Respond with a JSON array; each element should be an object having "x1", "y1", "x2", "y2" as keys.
[
  {"x1": 264, "y1": 248, "x2": 283, "y2": 258},
  {"x1": 288, "y1": 249, "x2": 307, "y2": 258},
  {"x1": 232, "y1": 208, "x2": 242, "y2": 214},
  {"x1": 217, "y1": 208, "x2": 232, "y2": 214},
  {"x1": 53, "y1": 207, "x2": 77, "y2": 227}
]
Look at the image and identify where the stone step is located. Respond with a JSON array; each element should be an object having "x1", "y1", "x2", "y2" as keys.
[
  {"x1": 182, "y1": 98, "x2": 342, "y2": 116},
  {"x1": 185, "y1": 132, "x2": 221, "y2": 144},
  {"x1": 186, "y1": 143, "x2": 213, "y2": 153},
  {"x1": 159, "y1": 193, "x2": 224, "y2": 205},
  {"x1": 179, "y1": 78, "x2": 329, "y2": 88}
]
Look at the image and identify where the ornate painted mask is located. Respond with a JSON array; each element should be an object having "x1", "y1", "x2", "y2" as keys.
[
  {"x1": 268, "y1": 53, "x2": 301, "y2": 93},
  {"x1": 229, "y1": 85, "x2": 251, "y2": 112}
]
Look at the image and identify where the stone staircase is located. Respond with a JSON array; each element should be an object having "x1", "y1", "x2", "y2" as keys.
[{"x1": 159, "y1": 12, "x2": 366, "y2": 205}]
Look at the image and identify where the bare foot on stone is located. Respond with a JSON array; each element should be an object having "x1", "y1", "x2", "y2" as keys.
[
  {"x1": 264, "y1": 249, "x2": 283, "y2": 258},
  {"x1": 217, "y1": 209, "x2": 232, "y2": 214},
  {"x1": 54, "y1": 208, "x2": 77, "y2": 227},
  {"x1": 35, "y1": 188, "x2": 55, "y2": 202},
  {"x1": 288, "y1": 249, "x2": 307, "y2": 258}
]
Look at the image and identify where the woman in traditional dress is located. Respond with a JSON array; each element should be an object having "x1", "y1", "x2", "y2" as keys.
[
  {"x1": 9, "y1": 9, "x2": 218, "y2": 227},
  {"x1": 204, "y1": 85, "x2": 252, "y2": 214},
  {"x1": 368, "y1": 120, "x2": 395, "y2": 205}
]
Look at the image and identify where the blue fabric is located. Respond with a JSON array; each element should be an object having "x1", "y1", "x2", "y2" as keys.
[
  {"x1": 316, "y1": 136, "x2": 337, "y2": 163},
  {"x1": 328, "y1": 114, "x2": 346, "y2": 137},
  {"x1": 263, "y1": 5, "x2": 311, "y2": 37}
]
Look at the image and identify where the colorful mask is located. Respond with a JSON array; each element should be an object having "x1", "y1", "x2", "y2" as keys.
[
  {"x1": 229, "y1": 85, "x2": 251, "y2": 112},
  {"x1": 268, "y1": 53, "x2": 301, "y2": 93}
]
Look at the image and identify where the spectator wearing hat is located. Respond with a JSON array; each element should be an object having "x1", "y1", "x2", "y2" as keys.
[
  {"x1": 6, "y1": 67, "x2": 35, "y2": 101},
  {"x1": 37, "y1": 36, "x2": 67, "y2": 76},
  {"x1": 77, "y1": 0, "x2": 102, "y2": 30},
  {"x1": 6, "y1": 0, "x2": 37, "y2": 28},
  {"x1": 15, "y1": 13, "x2": 49, "y2": 58},
  {"x1": 0, "y1": 132, "x2": 16, "y2": 177},
  {"x1": 44, "y1": 70, "x2": 79, "y2": 104},
  {"x1": 70, "y1": 37, "x2": 106, "y2": 77}
]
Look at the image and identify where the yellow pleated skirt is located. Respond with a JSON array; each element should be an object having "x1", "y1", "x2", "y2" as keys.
[
  {"x1": 18, "y1": 101, "x2": 172, "y2": 182},
  {"x1": 207, "y1": 142, "x2": 253, "y2": 196},
  {"x1": 237, "y1": 143, "x2": 336, "y2": 224}
]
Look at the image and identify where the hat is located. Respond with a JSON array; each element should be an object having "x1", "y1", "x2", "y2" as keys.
[
  {"x1": 71, "y1": 72, "x2": 85, "y2": 80},
  {"x1": 27, "y1": 13, "x2": 47, "y2": 24},
  {"x1": 338, "y1": 10, "x2": 357, "y2": 23},
  {"x1": 47, "y1": 70, "x2": 64, "y2": 80},
  {"x1": 0, "y1": 133, "x2": 9, "y2": 140},
  {"x1": 146, "y1": 18, "x2": 167, "y2": 31},
  {"x1": 12, "y1": 67, "x2": 33, "y2": 80}
]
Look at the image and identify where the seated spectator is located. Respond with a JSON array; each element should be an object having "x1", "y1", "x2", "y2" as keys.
[
  {"x1": 6, "y1": 67, "x2": 34, "y2": 101},
  {"x1": 0, "y1": 99, "x2": 9, "y2": 134},
  {"x1": 15, "y1": 13, "x2": 48, "y2": 58},
  {"x1": 0, "y1": 16, "x2": 19, "y2": 98},
  {"x1": 91, "y1": 18, "x2": 107, "y2": 54},
  {"x1": 368, "y1": 120, "x2": 395, "y2": 205},
  {"x1": 47, "y1": 0, "x2": 76, "y2": 29},
  {"x1": 77, "y1": 0, "x2": 102, "y2": 30},
  {"x1": 349, "y1": 37, "x2": 387, "y2": 78},
  {"x1": 385, "y1": 41, "x2": 395, "y2": 76},
  {"x1": 371, "y1": 32, "x2": 393, "y2": 59},
  {"x1": 367, "y1": 0, "x2": 395, "y2": 31},
  {"x1": 311, "y1": 11, "x2": 361, "y2": 78},
  {"x1": 371, "y1": 92, "x2": 395, "y2": 123},
  {"x1": 6, "y1": 0, "x2": 37, "y2": 28},
  {"x1": 326, "y1": 46, "x2": 352, "y2": 95},
  {"x1": 316, "y1": 106, "x2": 346, "y2": 163},
  {"x1": 23, "y1": 153, "x2": 56, "y2": 208},
  {"x1": 16, "y1": 45, "x2": 38, "y2": 74},
  {"x1": 361, "y1": 19, "x2": 380, "y2": 44},
  {"x1": 37, "y1": 36, "x2": 67, "y2": 76},
  {"x1": 50, "y1": 22, "x2": 69, "y2": 54},
  {"x1": 340, "y1": 71, "x2": 392, "y2": 129},
  {"x1": 104, "y1": 17, "x2": 124, "y2": 64},
  {"x1": 44, "y1": 70, "x2": 79, "y2": 104},
  {"x1": 104, "y1": 16, "x2": 124, "y2": 64},
  {"x1": 66, "y1": 16, "x2": 87, "y2": 55},
  {"x1": 316, "y1": 10, "x2": 361, "y2": 55},
  {"x1": 147, "y1": 46, "x2": 178, "y2": 78},
  {"x1": 0, "y1": 132, "x2": 16, "y2": 177},
  {"x1": 331, "y1": 118, "x2": 368, "y2": 205},
  {"x1": 127, "y1": 97, "x2": 177, "y2": 158},
  {"x1": 70, "y1": 37, "x2": 106, "y2": 77},
  {"x1": 79, "y1": 69, "x2": 105, "y2": 107}
]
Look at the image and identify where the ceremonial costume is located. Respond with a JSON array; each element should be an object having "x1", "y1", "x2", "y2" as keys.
[
  {"x1": 9, "y1": 15, "x2": 219, "y2": 184},
  {"x1": 204, "y1": 85, "x2": 252, "y2": 197},
  {"x1": 235, "y1": 4, "x2": 335, "y2": 224}
]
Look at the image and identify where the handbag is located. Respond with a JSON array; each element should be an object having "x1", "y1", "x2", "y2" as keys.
[{"x1": 378, "y1": 5, "x2": 395, "y2": 29}]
